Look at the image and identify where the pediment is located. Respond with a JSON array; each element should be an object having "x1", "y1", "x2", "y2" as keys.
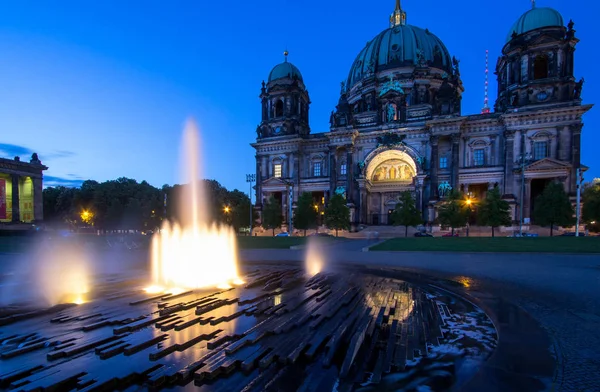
[
  {"x1": 525, "y1": 158, "x2": 571, "y2": 172},
  {"x1": 261, "y1": 177, "x2": 289, "y2": 186}
]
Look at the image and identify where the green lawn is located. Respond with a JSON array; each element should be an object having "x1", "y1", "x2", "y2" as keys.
[
  {"x1": 0, "y1": 234, "x2": 341, "y2": 253},
  {"x1": 0, "y1": 234, "x2": 151, "y2": 253},
  {"x1": 236, "y1": 235, "x2": 341, "y2": 249},
  {"x1": 371, "y1": 237, "x2": 600, "y2": 253}
]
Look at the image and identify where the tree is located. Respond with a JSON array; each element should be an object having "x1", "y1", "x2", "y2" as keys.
[
  {"x1": 477, "y1": 187, "x2": 512, "y2": 237},
  {"x1": 391, "y1": 191, "x2": 422, "y2": 237},
  {"x1": 532, "y1": 182, "x2": 575, "y2": 236},
  {"x1": 437, "y1": 190, "x2": 469, "y2": 236},
  {"x1": 262, "y1": 196, "x2": 283, "y2": 236},
  {"x1": 582, "y1": 184, "x2": 600, "y2": 231},
  {"x1": 324, "y1": 194, "x2": 350, "y2": 237},
  {"x1": 294, "y1": 192, "x2": 319, "y2": 236}
]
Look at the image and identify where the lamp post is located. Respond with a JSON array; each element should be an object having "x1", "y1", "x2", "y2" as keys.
[
  {"x1": 518, "y1": 152, "x2": 531, "y2": 236},
  {"x1": 575, "y1": 167, "x2": 583, "y2": 237},
  {"x1": 285, "y1": 181, "x2": 294, "y2": 235},
  {"x1": 246, "y1": 174, "x2": 255, "y2": 236}
]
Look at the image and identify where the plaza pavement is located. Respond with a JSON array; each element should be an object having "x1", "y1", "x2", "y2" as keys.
[
  {"x1": 241, "y1": 239, "x2": 600, "y2": 392},
  {"x1": 1, "y1": 240, "x2": 598, "y2": 391}
]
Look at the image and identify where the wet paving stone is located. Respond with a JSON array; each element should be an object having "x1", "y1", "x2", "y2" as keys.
[{"x1": 0, "y1": 266, "x2": 497, "y2": 391}]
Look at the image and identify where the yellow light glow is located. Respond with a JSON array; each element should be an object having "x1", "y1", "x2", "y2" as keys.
[
  {"x1": 150, "y1": 221, "x2": 242, "y2": 290},
  {"x1": 457, "y1": 276, "x2": 472, "y2": 288},
  {"x1": 167, "y1": 287, "x2": 185, "y2": 296},
  {"x1": 80, "y1": 209, "x2": 94, "y2": 224},
  {"x1": 144, "y1": 285, "x2": 165, "y2": 294},
  {"x1": 224, "y1": 206, "x2": 230, "y2": 213},
  {"x1": 466, "y1": 199, "x2": 472, "y2": 206},
  {"x1": 305, "y1": 239, "x2": 324, "y2": 276}
]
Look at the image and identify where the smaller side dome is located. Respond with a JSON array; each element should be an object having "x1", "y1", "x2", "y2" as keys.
[
  {"x1": 268, "y1": 61, "x2": 303, "y2": 83},
  {"x1": 506, "y1": 6, "x2": 564, "y2": 42}
]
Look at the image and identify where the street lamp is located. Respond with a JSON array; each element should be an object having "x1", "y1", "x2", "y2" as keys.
[
  {"x1": 517, "y1": 152, "x2": 532, "y2": 236},
  {"x1": 245, "y1": 174, "x2": 255, "y2": 236}
]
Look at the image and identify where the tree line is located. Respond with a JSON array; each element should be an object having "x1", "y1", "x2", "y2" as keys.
[
  {"x1": 42, "y1": 177, "x2": 600, "y2": 237},
  {"x1": 42, "y1": 178, "x2": 255, "y2": 232}
]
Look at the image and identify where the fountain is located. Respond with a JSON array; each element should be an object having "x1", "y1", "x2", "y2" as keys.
[
  {"x1": 305, "y1": 236, "x2": 325, "y2": 276},
  {"x1": 148, "y1": 119, "x2": 243, "y2": 292}
]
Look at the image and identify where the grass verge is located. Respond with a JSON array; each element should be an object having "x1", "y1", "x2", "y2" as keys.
[{"x1": 370, "y1": 237, "x2": 600, "y2": 253}]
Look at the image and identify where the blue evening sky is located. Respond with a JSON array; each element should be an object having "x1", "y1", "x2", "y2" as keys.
[{"x1": 0, "y1": 0, "x2": 597, "y2": 194}]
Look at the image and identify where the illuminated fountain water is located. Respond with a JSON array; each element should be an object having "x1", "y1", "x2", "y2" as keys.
[
  {"x1": 147, "y1": 119, "x2": 243, "y2": 293},
  {"x1": 305, "y1": 236, "x2": 325, "y2": 277}
]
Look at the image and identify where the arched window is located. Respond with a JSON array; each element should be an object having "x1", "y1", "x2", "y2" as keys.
[
  {"x1": 275, "y1": 100, "x2": 284, "y2": 117},
  {"x1": 533, "y1": 55, "x2": 549, "y2": 80}
]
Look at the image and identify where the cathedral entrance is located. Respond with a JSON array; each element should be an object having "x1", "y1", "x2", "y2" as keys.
[
  {"x1": 362, "y1": 148, "x2": 418, "y2": 226},
  {"x1": 530, "y1": 178, "x2": 552, "y2": 222}
]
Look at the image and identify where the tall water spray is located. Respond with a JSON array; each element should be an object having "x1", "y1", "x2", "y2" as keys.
[{"x1": 148, "y1": 119, "x2": 242, "y2": 291}]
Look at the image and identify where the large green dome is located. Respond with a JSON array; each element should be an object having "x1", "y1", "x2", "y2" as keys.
[
  {"x1": 506, "y1": 7, "x2": 564, "y2": 42},
  {"x1": 268, "y1": 61, "x2": 303, "y2": 83},
  {"x1": 347, "y1": 24, "x2": 452, "y2": 89}
]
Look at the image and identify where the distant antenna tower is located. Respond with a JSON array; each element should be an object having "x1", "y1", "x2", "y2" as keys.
[{"x1": 481, "y1": 50, "x2": 491, "y2": 114}]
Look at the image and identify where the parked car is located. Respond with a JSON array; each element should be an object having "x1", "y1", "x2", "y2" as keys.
[
  {"x1": 442, "y1": 232, "x2": 459, "y2": 237},
  {"x1": 308, "y1": 232, "x2": 333, "y2": 237},
  {"x1": 414, "y1": 232, "x2": 433, "y2": 237},
  {"x1": 560, "y1": 232, "x2": 586, "y2": 236},
  {"x1": 276, "y1": 232, "x2": 290, "y2": 237},
  {"x1": 507, "y1": 232, "x2": 539, "y2": 237}
]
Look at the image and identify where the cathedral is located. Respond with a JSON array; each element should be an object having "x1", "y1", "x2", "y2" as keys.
[{"x1": 251, "y1": 1, "x2": 591, "y2": 231}]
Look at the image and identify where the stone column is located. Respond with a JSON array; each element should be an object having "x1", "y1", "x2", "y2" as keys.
[
  {"x1": 429, "y1": 136, "x2": 439, "y2": 199},
  {"x1": 514, "y1": 130, "x2": 522, "y2": 160},
  {"x1": 503, "y1": 130, "x2": 515, "y2": 195},
  {"x1": 282, "y1": 188, "x2": 288, "y2": 228},
  {"x1": 11, "y1": 174, "x2": 20, "y2": 223},
  {"x1": 558, "y1": 126, "x2": 571, "y2": 161},
  {"x1": 451, "y1": 134, "x2": 460, "y2": 190},
  {"x1": 261, "y1": 156, "x2": 268, "y2": 179},
  {"x1": 550, "y1": 133, "x2": 558, "y2": 160},
  {"x1": 379, "y1": 192, "x2": 384, "y2": 224},
  {"x1": 569, "y1": 123, "x2": 582, "y2": 194},
  {"x1": 33, "y1": 177, "x2": 43, "y2": 221},
  {"x1": 294, "y1": 154, "x2": 300, "y2": 202},
  {"x1": 255, "y1": 156, "x2": 262, "y2": 207},
  {"x1": 329, "y1": 147, "x2": 337, "y2": 201},
  {"x1": 523, "y1": 179, "x2": 532, "y2": 220},
  {"x1": 360, "y1": 188, "x2": 368, "y2": 224},
  {"x1": 346, "y1": 146, "x2": 354, "y2": 203}
]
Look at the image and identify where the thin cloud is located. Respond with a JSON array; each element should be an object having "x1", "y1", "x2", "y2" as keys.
[
  {"x1": 0, "y1": 144, "x2": 76, "y2": 161},
  {"x1": 43, "y1": 175, "x2": 85, "y2": 188},
  {"x1": 0, "y1": 143, "x2": 33, "y2": 158},
  {"x1": 46, "y1": 150, "x2": 77, "y2": 159}
]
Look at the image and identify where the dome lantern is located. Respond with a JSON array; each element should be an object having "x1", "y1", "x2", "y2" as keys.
[{"x1": 390, "y1": 0, "x2": 407, "y2": 27}]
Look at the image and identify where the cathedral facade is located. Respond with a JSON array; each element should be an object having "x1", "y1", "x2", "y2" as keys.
[{"x1": 252, "y1": 1, "x2": 591, "y2": 230}]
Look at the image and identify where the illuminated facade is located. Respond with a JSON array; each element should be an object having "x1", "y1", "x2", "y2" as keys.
[
  {"x1": 0, "y1": 154, "x2": 48, "y2": 224},
  {"x1": 252, "y1": 2, "x2": 592, "y2": 229}
]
